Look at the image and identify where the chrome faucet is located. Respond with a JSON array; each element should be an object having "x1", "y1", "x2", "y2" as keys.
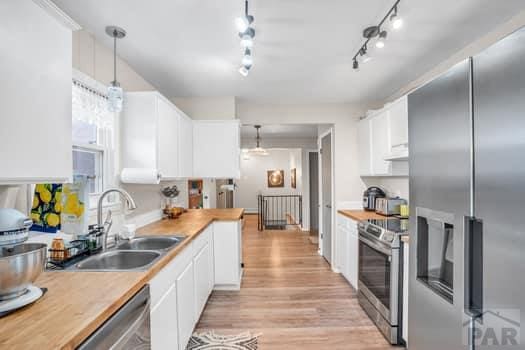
[{"x1": 97, "y1": 188, "x2": 137, "y2": 250}]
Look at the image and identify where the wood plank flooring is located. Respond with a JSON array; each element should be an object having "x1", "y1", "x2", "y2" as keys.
[{"x1": 195, "y1": 214, "x2": 397, "y2": 349}]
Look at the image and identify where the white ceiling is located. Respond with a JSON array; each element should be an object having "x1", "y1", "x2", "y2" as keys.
[
  {"x1": 54, "y1": 0, "x2": 525, "y2": 105},
  {"x1": 241, "y1": 124, "x2": 320, "y2": 140}
]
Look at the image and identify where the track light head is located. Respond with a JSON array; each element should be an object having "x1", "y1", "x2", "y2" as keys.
[
  {"x1": 235, "y1": 15, "x2": 254, "y2": 33},
  {"x1": 375, "y1": 30, "x2": 387, "y2": 49},
  {"x1": 239, "y1": 65, "x2": 251, "y2": 77},
  {"x1": 390, "y1": 7, "x2": 403, "y2": 30},
  {"x1": 353, "y1": 59, "x2": 359, "y2": 70},
  {"x1": 242, "y1": 49, "x2": 253, "y2": 67},
  {"x1": 360, "y1": 47, "x2": 372, "y2": 63}
]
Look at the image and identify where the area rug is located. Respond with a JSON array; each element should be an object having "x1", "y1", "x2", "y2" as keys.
[{"x1": 187, "y1": 331, "x2": 260, "y2": 350}]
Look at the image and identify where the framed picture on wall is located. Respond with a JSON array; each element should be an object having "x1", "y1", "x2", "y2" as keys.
[
  {"x1": 291, "y1": 168, "x2": 296, "y2": 189},
  {"x1": 267, "y1": 170, "x2": 284, "y2": 188}
]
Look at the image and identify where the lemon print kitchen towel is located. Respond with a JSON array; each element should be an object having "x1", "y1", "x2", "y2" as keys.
[
  {"x1": 31, "y1": 184, "x2": 62, "y2": 233},
  {"x1": 61, "y1": 175, "x2": 89, "y2": 236}
]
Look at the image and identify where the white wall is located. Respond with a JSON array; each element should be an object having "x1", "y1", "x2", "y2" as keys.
[
  {"x1": 235, "y1": 149, "x2": 302, "y2": 214},
  {"x1": 172, "y1": 97, "x2": 236, "y2": 120}
]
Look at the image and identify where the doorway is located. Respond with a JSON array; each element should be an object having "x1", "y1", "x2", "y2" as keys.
[
  {"x1": 321, "y1": 132, "x2": 332, "y2": 263},
  {"x1": 309, "y1": 152, "x2": 319, "y2": 236}
]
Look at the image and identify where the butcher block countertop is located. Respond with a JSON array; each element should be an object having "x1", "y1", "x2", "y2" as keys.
[
  {"x1": 337, "y1": 209, "x2": 387, "y2": 221},
  {"x1": 0, "y1": 208, "x2": 244, "y2": 350}
]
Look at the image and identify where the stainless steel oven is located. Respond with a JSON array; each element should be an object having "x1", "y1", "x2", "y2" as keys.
[{"x1": 357, "y1": 219, "x2": 407, "y2": 345}]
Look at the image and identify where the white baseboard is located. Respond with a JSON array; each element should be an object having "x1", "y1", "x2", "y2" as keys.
[{"x1": 127, "y1": 209, "x2": 163, "y2": 228}]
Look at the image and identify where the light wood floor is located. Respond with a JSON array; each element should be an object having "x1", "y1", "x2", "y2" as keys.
[{"x1": 195, "y1": 214, "x2": 397, "y2": 349}]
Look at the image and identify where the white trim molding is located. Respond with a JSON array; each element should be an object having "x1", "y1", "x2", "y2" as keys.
[{"x1": 32, "y1": 0, "x2": 82, "y2": 31}]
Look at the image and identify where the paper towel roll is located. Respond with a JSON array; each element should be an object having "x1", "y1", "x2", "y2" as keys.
[{"x1": 120, "y1": 168, "x2": 161, "y2": 184}]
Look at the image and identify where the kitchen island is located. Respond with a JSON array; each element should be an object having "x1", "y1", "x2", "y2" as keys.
[{"x1": 0, "y1": 208, "x2": 244, "y2": 350}]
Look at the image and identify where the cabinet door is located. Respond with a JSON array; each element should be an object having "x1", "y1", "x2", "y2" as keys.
[
  {"x1": 336, "y1": 226, "x2": 348, "y2": 275},
  {"x1": 176, "y1": 261, "x2": 195, "y2": 350},
  {"x1": 193, "y1": 242, "x2": 210, "y2": 320},
  {"x1": 178, "y1": 112, "x2": 193, "y2": 178},
  {"x1": 151, "y1": 283, "x2": 179, "y2": 350},
  {"x1": 370, "y1": 112, "x2": 392, "y2": 175},
  {"x1": 347, "y1": 222, "x2": 359, "y2": 290},
  {"x1": 0, "y1": 1, "x2": 72, "y2": 183},
  {"x1": 357, "y1": 119, "x2": 372, "y2": 175},
  {"x1": 157, "y1": 96, "x2": 180, "y2": 179},
  {"x1": 193, "y1": 121, "x2": 240, "y2": 179},
  {"x1": 213, "y1": 221, "x2": 241, "y2": 287},
  {"x1": 388, "y1": 96, "x2": 408, "y2": 150}
]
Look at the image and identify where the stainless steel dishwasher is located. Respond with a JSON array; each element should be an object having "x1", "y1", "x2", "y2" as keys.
[{"x1": 78, "y1": 285, "x2": 151, "y2": 350}]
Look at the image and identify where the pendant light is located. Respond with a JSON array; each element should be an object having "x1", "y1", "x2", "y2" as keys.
[
  {"x1": 105, "y1": 26, "x2": 126, "y2": 113},
  {"x1": 248, "y1": 125, "x2": 268, "y2": 156}
]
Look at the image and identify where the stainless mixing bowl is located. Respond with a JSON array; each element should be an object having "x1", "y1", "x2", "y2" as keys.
[{"x1": 0, "y1": 243, "x2": 47, "y2": 300}]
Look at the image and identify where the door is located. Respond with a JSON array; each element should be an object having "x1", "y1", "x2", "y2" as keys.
[
  {"x1": 309, "y1": 152, "x2": 319, "y2": 235},
  {"x1": 408, "y1": 59, "x2": 471, "y2": 350},
  {"x1": 321, "y1": 133, "x2": 332, "y2": 263},
  {"x1": 473, "y1": 27, "x2": 525, "y2": 348}
]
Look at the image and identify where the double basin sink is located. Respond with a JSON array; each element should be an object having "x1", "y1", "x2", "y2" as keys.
[{"x1": 73, "y1": 236, "x2": 186, "y2": 271}]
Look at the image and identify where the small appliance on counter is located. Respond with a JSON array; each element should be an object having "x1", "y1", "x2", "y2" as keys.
[
  {"x1": 362, "y1": 186, "x2": 386, "y2": 211},
  {"x1": 0, "y1": 208, "x2": 47, "y2": 317},
  {"x1": 375, "y1": 197, "x2": 408, "y2": 216}
]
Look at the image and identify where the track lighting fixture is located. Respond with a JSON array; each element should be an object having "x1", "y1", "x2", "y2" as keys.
[
  {"x1": 352, "y1": 0, "x2": 403, "y2": 70},
  {"x1": 236, "y1": 0, "x2": 256, "y2": 76}
]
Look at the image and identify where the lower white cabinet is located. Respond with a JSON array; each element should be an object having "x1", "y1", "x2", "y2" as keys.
[
  {"x1": 149, "y1": 220, "x2": 243, "y2": 350},
  {"x1": 336, "y1": 214, "x2": 359, "y2": 290},
  {"x1": 213, "y1": 221, "x2": 242, "y2": 290},
  {"x1": 176, "y1": 261, "x2": 195, "y2": 350},
  {"x1": 151, "y1": 283, "x2": 179, "y2": 350}
]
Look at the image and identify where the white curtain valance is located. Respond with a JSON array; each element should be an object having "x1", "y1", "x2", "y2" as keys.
[{"x1": 72, "y1": 77, "x2": 114, "y2": 130}]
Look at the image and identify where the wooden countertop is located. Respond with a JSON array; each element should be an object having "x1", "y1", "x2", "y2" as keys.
[
  {"x1": 0, "y1": 208, "x2": 244, "y2": 350},
  {"x1": 337, "y1": 209, "x2": 387, "y2": 221}
]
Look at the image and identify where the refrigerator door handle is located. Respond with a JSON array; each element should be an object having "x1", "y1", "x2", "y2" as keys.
[{"x1": 464, "y1": 216, "x2": 484, "y2": 318}]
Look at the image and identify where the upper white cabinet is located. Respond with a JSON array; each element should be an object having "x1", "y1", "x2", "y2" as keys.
[
  {"x1": 386, "y1": 96, "x2": 409, "y2": 160},
  {"x1": 178, "y1": 113, "x2": 194, "y2": 178},
  {"x1": 193, "y1": 121, "x2": 241, "y2": 179},
  {"x1": 122, "y1": 91, "x2": 193, "y2": 180},
  {"x1": 0, "y1": 1, "x2": 72, "y2": 184},
  {"x1": 358, "y1": 95, "x2": 409, "y2": 177}
]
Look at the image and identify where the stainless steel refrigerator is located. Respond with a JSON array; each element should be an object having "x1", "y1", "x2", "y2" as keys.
[{"x1": 408, "y1": 26, "x2": 525, "y2": 349}]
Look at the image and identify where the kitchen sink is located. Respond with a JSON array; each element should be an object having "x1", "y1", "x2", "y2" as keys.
[
  {"x1": 75, "y1": 250, "x2": 161, "y2": 271},
  {"x1": 115, "y1": 236, "x2": 185, "y2": 251}
]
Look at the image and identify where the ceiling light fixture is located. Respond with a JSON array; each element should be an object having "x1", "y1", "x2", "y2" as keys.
[
  {"x1": 248, "y1": 125, "x2": 268, "y2": 156},
  {"x1": 105, "y1": 26, "x2": 126, "y2": 112},
  {"x1": 352, "y1": 0, "x2": 403, "y2": 70},
  {"x1": 236, "y1": 0, "x2": 255, "y2": 76}
]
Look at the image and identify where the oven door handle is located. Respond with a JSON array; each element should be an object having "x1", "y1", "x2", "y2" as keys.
[{"x1": 359, "y1": 235, "x2": 392, "y2": 256}]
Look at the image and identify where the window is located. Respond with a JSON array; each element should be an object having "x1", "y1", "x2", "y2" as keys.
[{"x1": 72, "y1": 71, "x2": 117, "y2": 208}]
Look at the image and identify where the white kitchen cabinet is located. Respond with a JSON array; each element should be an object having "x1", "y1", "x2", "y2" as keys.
[
  {"x1": 357, "y1": 119, "x2": 372, "y2": 176},
  {"x1": 176, "y1": 261, "x2": 195, "y2": 350},
  {"x1": 386, "y1": 96, "x2": 409, "y2": 159},
  {"x1": 151, "y1": 283, "x2": 179, "y2": 350},
  {"x1": 122, "y1": 91, "x2": 192, "y2": 180},
  {"x1": 193, "y1": 121, "x2": 241, "y2": 179},
  {"x1": 336, "y1": 213, "x2": 359, "y2": 290},
  {"x1": 0, "y1": 1, "x2": 72, "y2": 184},
  {"x1": 178, "y1": 112, "x2": 194, "y2": 178},
  {"x1": 193, "y1": 241, "x2": 211, "y2": 320},
  {"x1": 370, "y1": 111, "x2": 392, "y2": 175},
  {"x1": 213, "y1": 220, "x2": 242, "y2": 290}
]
